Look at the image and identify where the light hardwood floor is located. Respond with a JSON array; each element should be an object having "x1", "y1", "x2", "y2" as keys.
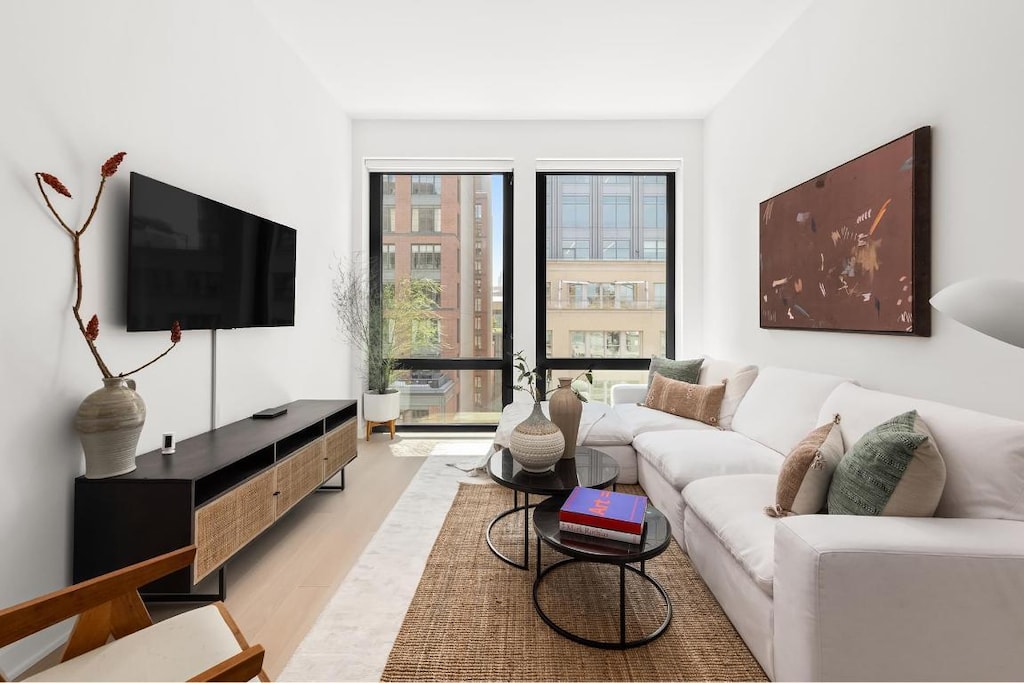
[{"x1": 153, "y1": 437, "x2": 427, "y2": 679}]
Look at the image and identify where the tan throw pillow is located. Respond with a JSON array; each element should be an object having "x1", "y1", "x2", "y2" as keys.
[
  {"x1": 766, "y1": 416, "x2": 844, "y2": 517},
  {"x1": 642, "y1": 373, "x2": 726, "y2": 426}
]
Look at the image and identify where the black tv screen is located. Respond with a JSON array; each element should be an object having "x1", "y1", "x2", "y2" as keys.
[{"x1": 127, "y1": 173, "x2": 297, "y2": 331}]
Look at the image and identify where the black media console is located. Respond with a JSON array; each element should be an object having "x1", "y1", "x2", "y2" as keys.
[{"x1": 73, "y1": 399, "x2": 358, "y2": 601}]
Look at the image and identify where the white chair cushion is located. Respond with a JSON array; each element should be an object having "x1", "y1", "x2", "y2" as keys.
[
  {"x1": 683, "y1": 474, "x2": 780, "y2": 595},
  {"x1": 698, "y1": 356, "x2": 758, "y2": 430},
  {"x1": 26, "y1": 604, "x2": 243, "y2": 682},
  {"x1": 633, "y1": 429, "x2": 783, "y2": 491},
  {"x1": 612, "y1": 402, "x2": 718, "y2": 439},
  {"x1": 730, "y1": 367, "x2": 852, "y2": 455},
  {"x1": 819, "y1": 383, "x2": 1024, "y2": 521}
]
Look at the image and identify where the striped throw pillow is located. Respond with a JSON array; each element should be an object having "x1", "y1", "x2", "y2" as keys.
[{"x1": 827, "y1": 410, "x2": 946, "y2": 516}]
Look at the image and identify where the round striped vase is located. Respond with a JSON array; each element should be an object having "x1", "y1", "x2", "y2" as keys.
[{"x1": 509, "y1": 401, "x2": 564, "y2": 472}]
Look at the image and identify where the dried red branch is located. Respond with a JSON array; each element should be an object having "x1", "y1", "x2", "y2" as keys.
[
  {"x1": 35, "y1": 152, "x2": 182, "y2": 380},
  {"x1": 101, "y1": 152, "x2": 126, "y2": 178},
  {"x1": 39, "y1": 173, "x2": 71, "y2": 197}
]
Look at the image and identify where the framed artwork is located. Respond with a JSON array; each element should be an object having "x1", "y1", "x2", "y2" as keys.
[{"x1": 759, "y1": 127, "x2": 931, "y2": 335}]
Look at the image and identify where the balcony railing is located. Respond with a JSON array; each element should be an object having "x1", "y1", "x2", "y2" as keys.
[{"x1": 545, "y1": 300, "x2": 665, "y2": 311}]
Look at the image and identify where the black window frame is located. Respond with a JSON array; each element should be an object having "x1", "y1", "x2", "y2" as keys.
[
  {"x1": 369, "y1": 172, "x2": 514, "y2": 432},
  {"x1": 535, "y1": 171, "x2": 676, "y2": 395}
]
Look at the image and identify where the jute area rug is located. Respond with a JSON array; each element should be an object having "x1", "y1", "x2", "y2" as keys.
[{"x1": 381, "y1": 483, "x2": 767, "y2": 682}]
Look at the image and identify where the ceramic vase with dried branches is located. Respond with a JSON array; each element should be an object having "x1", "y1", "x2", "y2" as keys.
[{"x1": 36, "y1": 153, "x2": 182, "y2": 478}]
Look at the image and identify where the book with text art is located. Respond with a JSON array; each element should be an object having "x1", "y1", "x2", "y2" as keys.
[
  {"x1": 559, "y1": 486, "x2": 647, "y2": 535},
  {"x1": 559, "y1": 520, "x2": 642, "y2": 544}
]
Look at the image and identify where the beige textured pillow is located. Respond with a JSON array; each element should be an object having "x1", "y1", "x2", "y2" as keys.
[
  {"x1": 766, "y1": 416, "x2": 844, "y2": 517},
  {"x1": 642, "y1": 373, "x2": 726, "y2": 426}
]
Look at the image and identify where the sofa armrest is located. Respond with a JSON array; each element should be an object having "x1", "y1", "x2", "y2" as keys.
[
  {"x1": 610, "y1": 383, "x2": 647, "y2": 406},
  {"x1": 774, "y1": 515, "x2": 1024, "y2": 681}
]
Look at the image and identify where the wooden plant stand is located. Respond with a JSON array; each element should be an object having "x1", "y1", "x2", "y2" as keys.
[{"x1": 366, "y1": 419, "x2": 396, "y2": 441}]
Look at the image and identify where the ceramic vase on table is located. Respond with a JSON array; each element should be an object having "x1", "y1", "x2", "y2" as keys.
[
  {"x1": 508, "y1": 401, "x2": 564, "y2": 472},
  {"x1": 549, "y1": 377, "x2": 583, "y2": 459},
  {"x1": 74, "y1": 376, "x2": 146, "y2": 479}
]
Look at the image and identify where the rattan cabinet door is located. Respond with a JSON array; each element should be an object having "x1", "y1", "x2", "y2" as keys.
[
  {"x1": 275, "y1": 440, "x2": 324, "y2": 517},
  {"x1": 193, "y1": 468, "x2": 276, "y2": 583},
  {"x1": 324, "y1": 418, "x2": 357, "y2": 479}
]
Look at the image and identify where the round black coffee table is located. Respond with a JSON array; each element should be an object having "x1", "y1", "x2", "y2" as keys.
[
  {"x1": 532, "y1": 495, "x2": 672, "y2": 649},
  {"x1": 486, "y1": 447, "x2": 619, "y2": 570}
]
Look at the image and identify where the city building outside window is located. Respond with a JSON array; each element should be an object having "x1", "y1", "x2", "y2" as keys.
[{"x1": 382, "y1": 244, "x2": 396, "y2": 273}]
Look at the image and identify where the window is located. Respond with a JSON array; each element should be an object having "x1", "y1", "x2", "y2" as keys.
[
  {"x1": 570, "y1": 331, "x2": 642, "y2": 358},
  {"x1": 601, "y1": 195, "x2": 631, "y2": 229},
  {"x1": 643, "y1": 240, "x2": 666, "y2": 260},
  {"x1": 412, "y1": 207, "x2": 440, "y2": 232},
  {"x1": 371, "y1": 172, "x2": 512, "y2": 429},
  {"x1": 561, "y1": 194, "x2": 590, "y2": 228},
  {"x1": 411, "y1": 243, "x2": 441, "y2": 270},
  {"x1": 539, "y1": 172, "x2": 674, "y2": 395},
  {"x1": 411, "y1": 174, "x2": 441, "y2": 195}
]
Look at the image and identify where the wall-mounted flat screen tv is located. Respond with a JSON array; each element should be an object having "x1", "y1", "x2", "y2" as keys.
[{"x1": 127, "y1": 173, "x2": 297, "y2": 331}]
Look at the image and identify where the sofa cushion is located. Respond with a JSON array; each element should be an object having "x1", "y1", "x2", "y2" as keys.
[
  {"x1": 642, "y1": 374, "x2": 726, "y2": 426},
  {"x1": 828, "y1": 410, "x2": 946, "y2": 517},
  {"x1": 683, "y1": 474, "x2": 779, "y2": 596},
  {"x1": 817, "y1": 383, "x2": 1024, "y2": 520},
  {"x1": 613, "y1": 402, "x2": 718, "y2": 438},
  {"x1": 633, "y1": 429, "x2": 783, "y2": 491},
  {"x1": 731, "y1": 367, "x2": 852, "y2": 455},
  {"x1": 647, "y1": 356, "x2": 703, "y2": 387},
  {"x1": 769, "y1": 416, "x2": 845, "y2": 517},
  {"x1": 699, "y1": 357, "x2": 759, "y2": 430}
]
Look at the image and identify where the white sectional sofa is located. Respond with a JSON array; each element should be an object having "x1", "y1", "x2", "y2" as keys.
[{"x1": 494, "y1": 358, "x2": 1024, "y2": 681}]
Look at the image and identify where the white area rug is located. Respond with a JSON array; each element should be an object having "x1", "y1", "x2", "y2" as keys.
[{"x1": 280, "y1": 452, "x2": 490, "y2": 681}]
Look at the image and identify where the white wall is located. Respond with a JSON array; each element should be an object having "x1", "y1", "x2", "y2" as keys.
[
  {"x1": 350, "y1": 119, "x2": 703, "y2": 401},
  {"x1": 0, "y1": 1, "x2": 350, "y2": 675},
  {"x1": 704, "y1": 0, "x2": 1024, "y2": 419}
]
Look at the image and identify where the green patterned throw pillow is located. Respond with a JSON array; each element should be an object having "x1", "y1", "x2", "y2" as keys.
[
  {"x1": 827, "y1": 410, "x2": 946, "y2": 516},
  {"x1": 647, "y1": 356, "x2": 703, "y2": 387}
]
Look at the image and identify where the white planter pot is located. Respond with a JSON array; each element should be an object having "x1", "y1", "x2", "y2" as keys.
[{"x1": 363, "y1": 390, "x2": 401, "y2": 423}]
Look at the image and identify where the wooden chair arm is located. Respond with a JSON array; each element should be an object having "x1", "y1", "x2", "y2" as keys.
[
  {"x1": 187, "y1": 644, "x2": 265, "y2": 682},
  {"x1": 0, "y1": 545, "x2": 196, "y2": 649}
]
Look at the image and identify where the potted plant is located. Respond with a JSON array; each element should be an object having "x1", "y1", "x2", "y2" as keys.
[{"x1": 332, "y1": 258, "x2": 441, "y2": 429}]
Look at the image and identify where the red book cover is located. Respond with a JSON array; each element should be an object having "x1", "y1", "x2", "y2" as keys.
[{"x1": 558, "y1": 486, "x2": 647, "y2": 535}]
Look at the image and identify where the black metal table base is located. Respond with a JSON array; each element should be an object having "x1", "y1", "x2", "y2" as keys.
[
  {"x1": 532, "y1": 547, "x2": 672, "y2": 649},
  {"x1": 486, "y1": 490, "x2": 536, "y2": 570}
]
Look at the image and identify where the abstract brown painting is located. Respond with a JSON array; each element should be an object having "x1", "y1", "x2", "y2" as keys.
[{"x1": 759, "y1": 127, "x2": 931, "y2": 335}]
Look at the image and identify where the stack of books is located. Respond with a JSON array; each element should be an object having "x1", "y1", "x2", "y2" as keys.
[{"x1": 558, "y1": 486, "x2": 647, "y2": 544}]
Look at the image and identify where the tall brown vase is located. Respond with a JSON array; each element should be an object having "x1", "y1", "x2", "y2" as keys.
[
  {"x1": 74, "y1": 376, "x2": 146, "y2": 479},
  {"x1": 549, "y1": 377, "x2": 583, "y2": 459}
]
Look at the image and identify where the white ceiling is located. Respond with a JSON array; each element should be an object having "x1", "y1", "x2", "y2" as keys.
[{"x1": 256, "y1": 0, "x2": 813, "y2": 119}]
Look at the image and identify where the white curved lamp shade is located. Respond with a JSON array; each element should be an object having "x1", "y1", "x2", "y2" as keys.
[{"x1": 930, "y1": 277, "x2": 1024, "y2": 349}]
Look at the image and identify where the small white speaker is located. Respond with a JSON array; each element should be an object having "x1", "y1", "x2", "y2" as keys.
[{"x1": 162, "y1": 432, "x2": 176, "y2": 455}]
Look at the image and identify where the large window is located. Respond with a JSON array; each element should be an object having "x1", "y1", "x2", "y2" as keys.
[
  {"x1": 372, "y1": 173, "x2": 512, "y2": 429},
  {"x1": 537, "y1": 172, "x2": 674, "y2": 393}
]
